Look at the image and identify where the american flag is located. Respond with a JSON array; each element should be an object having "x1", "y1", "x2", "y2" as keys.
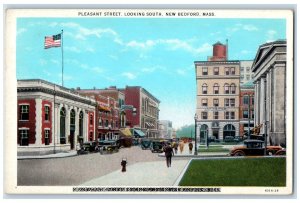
[{"x1": 44, "y1": 34, "x2": 61, "y2": 49}]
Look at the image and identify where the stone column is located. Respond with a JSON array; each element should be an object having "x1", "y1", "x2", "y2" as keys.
[
  {"x1": 75, "y1": 107, "x2": 80, "y2": 146},
  {"x1": 65, "y1": 105, "x2": 70, "y2": 145},
  {"x1": 53, "y1": 103, "x2": 60, "y2": 150},
  {"x1": 35, "y1": 98, "x2": 42, "y2": 146}
]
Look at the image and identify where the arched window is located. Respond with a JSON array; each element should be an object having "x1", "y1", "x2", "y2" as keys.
[
  {"x1": 60, "y1": 107, "x2": 66, "y2": 144},
  {"x1": 223, "y1": 124, "x2": 236, "y2": 138},
  {"x1": 202, "y1": 83, "x2": 208, "y2": 94},
  {"x1": 200, "y1": 124, "x2": 209, "y2": 141},
  {"x1": 213, "y1": 83, "x2": 219, "y2": 94},
  {"x1": 224, "y1": 83, "x2": 230, "y2": 94},
  {"x1": 230, "y1": 83, "x2": 236, "y2": 94}
]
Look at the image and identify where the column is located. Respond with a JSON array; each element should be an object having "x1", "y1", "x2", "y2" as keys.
[
  {"x1": 53, "y1": 103, "x2": 60, "y2": 148},
  {"x1": 65, "y1": 105, "x2": 70, "y2": 144},
  {"x1": 35, "y1": 98, "x2": 42, "y2": 146},
  {"x1": 75, "y1": 107, "x2": 80, "y2": 146},
  {"x1": 260, "y1": 77, "x2": 266, "y2": 134}
]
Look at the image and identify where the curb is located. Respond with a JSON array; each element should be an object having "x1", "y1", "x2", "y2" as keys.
[{"x1": 17, "y1": 152, "x2": 78, "y2": 160}]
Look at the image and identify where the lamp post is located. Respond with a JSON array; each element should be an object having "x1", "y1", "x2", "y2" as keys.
[
  {"x1": 194, "y1": 113, "x2": 198, "y2": 155},
  {"x1": 247, "y1": 94, "x2": 251, "y2": 140}
]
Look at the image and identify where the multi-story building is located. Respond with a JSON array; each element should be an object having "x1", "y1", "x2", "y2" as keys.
[
  {"x1": 77, "y1": 89, "x2": 120, "y2": 141},
  {"x1": 240, "y1": 60, "x2": 254, "y2": 84},
  {"x1": 252, "y1": 40, "x2": 286, "y2": 147},
  {"x1": 239, "y1": 81, "x2": 255, "y2": 137},
  {"x1": 195, "y1": 42, "x2": 240, "y2": 141},
  {"x1": 17, "y1": 79, "x2": 96, "y2": 155},
  {"x1": 158, "y1": 120, "x2": 173, "y2": 139},
  {"x1": 121, "y1": 86, "x2": 160, "y2": 138}
]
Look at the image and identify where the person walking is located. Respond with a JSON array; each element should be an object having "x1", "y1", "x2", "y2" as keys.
[
  {"x1": 179, "y1": 141, "x2": 184, "y2": 154},
  {"x1": 163, "y1": 143, "x2": 174, "y2": 167},
  {"x1": 188, "y1": 142, "x2": 193, "y2": 154}
]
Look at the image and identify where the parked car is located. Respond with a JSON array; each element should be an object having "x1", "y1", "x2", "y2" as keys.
[
  {"x1": 141, "y1": 139, "x2": 152, "y2": 150},
  {"x1": 98, "y1": 140, "x2": 119, "y2": 154},
  {"x1": 229, "y1": 140, "x2": 285, "y2": 156},
  {"x1": 82, "y1": 141, "x2": 98, "y2": 152}
]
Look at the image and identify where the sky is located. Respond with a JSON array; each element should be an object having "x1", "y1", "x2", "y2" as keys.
[{"x1": 16, "y1": 17, "x2": 286, "y2": 129}]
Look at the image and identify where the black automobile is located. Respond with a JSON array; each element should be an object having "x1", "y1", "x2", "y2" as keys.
[
  {"x1": 98, "y1": 140, "x2": 119, "y2": 154},
  {"x1": 82, "y1": 141, "x2": 98, "y2": 152},
  {"x1": 141, "y1": 139, "x2": 151, "y2": 150},
  {"x1": 150, "y1": 140, "x2": 164, "y2": 153}
]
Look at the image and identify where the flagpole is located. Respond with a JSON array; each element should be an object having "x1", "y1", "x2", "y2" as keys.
[{"x1": 61, "y1": 29, "x2": 64, "y2": 87}]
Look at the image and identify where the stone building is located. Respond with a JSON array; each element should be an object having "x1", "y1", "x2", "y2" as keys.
[
  {"x1": 240, "y1": 60, "x2": 254, "y2": 84},
  {"x1": 195, "y1": 41, "x2": 240, "y2": 141},
  {"x1": 252, "y1": 40, "x2": 286, "y2": 147},
  {"x1": 158, "y1": 120, "x2": 173, "y2": 139},
  {"x1": 17, "y1": 79, "x2": 96, "y2": 155}
]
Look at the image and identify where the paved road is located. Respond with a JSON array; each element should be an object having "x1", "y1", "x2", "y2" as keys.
[{"x1": 17, "y1": 146, "x2": 189, "y2": 186}]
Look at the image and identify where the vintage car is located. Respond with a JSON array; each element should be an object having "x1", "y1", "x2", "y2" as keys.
[
  {"x1": 141, "y1": 139, "x2": 152, "y2": 150},
  {"x1": 82, "y1": 141, "x2": 98, "y2": 152},
  {"x1": 150, "y1": 140, "x2": 165, "y2": 153},
  {"x1": 98, "y1": 140, "x2": 119, "y2": 154},
  {"x1": 229, "y1": 140, "x2": 285, "y2": 156}
]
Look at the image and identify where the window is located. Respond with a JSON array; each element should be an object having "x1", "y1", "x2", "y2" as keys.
[
  {"x1": 19, "y1": 105, "x2": 29, "y2": 120},
  {"x1": 230, "y1": 84, "x2": 236, "y2": 94},
  {"x1": 246, "y1": 67, "x2": 250, "y2": 72},
  {"x1": 213, "y1": 99, "x2": 219, "y2": 107},
  {"x1": 45, "y1": 129, "x2": 50, "y2": 145},
  {"x1": 19, "y1": 129, "x2": 29, "y2": 146},
  {"x1": 60, "y1": 107, "x2": 66, "y2": 144},
  {"x1": 251, "y1": 110, "x2": 254, "y2": 119},
  {"x1": 225, "y1": 112, "x2": 235, "y2": 119},
  {"x1": 89, "y1": 114, "x2": 93, "y2": 125},
  {"x1": 201, "y1": 112, "x2": 208, "y2": 119},
  {"x1": 225, "y1": 67, "x2": 230, "y2": 75},
  {"x1": 202, "y1": 67, "x2": 208, "y2": 75},
  {"x1": 246, "y1": 75, "x2": 250, "y2": 80},
  {"x1": 251, "y1": 97, "x2": 255, "y2": 105},
  {"x1": 79, "y1": 111, "x2": 83, "y2": 137},
  {"x1": 44, "y1": 106, "x2": 50, "y2": 121},
  {"x1": 241, "y1": 67, "x2": 244, "y2": 72},
  {"x1": 213, "y1": 111, "x2": 219, "y2": 119},
  {"x1": 98, "y1": 118, "x2": 102, "y2": 126},
  {"x1": 230, "y1": 99, "x2": 235, "y2": 107},
  {"x1": 231, "y1": 67, "x2": 235, "y2": 75},
  {"x1": 225, "y1": 98, "x2": 230, "y2": 107},
  {"x1": 202, "y1": 99, "x2": 208, "y2": 107},
  {"x1": 202, "y1": 84, "x2": 208, "y2": 94},
  {"x1": 213, "y1": 83, "x2": 219, "y2": 94},
  {"x1": 105, "y1": 120, "x2": 109, "y2": 127},
  {"x1": 224, "y1": 84, "x2": 230, "y2": 94},
  {"x1": 243, "y1": 110, "x2": 249, "y2": 119},
  {"x1": 243, "y1": 96, "x2": 249, "y2": 105},
  {"x1": 214, "y1": 67, "x2": 219, "y2": 75},
  {"x1": 240, "y1": 75, "x2": 244, "y2": 79}
]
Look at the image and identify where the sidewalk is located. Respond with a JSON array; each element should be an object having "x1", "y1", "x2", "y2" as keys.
[
  {"x1": 81, "y1": 159, "x2": 190, "y2": 186},
  {"x1": 17, "y1": 150, "x2": 77, "y2": 160}
]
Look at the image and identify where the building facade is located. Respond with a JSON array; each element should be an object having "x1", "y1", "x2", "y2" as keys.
[
  {"x1": 122, "y1": 86, "x2": 160, "y2": 138},
  {"x1": 240, "y1": 60, "x2": 254, "y2": 84},
  {"x1": 252, "y1": 40, "x2": 286, "y2": 147},
  {"x1": 158, "y1": 120, "x2": 173, "y2": 139},
  {"x1": 195, "y1": 42, "x2": 240, "y2": 141},
  {"x1": 239, "y1": 81, "x2": 255, "y2": 137},
  {"x1": 17, "y1": 79, "x2": 96, "y2": 154}
]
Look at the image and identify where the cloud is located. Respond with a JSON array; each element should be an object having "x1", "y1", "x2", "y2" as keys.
[
  {"x1": 17, "y1": 28, "x2": 27, "y2": 36},
  {"x1": 51, "y1": 59, "x2": 60, "y2": 65},
  {"x1": 226, "y1": 24, "x2": 258, "y2": 35},
  {"x1": 266, "y1": 30, "x2": 277, "y2": 42},
  {"x1": 122, "y1": 72, "x2": 137, "y2": 80},
  {"x1": 176, "y1": 69, "x2": 186, "y2": 75},
  {"x1": 86, "y1": 47, "x2": 95, "y2": 53},
  {"x1": 243, "y1": 24, "x2": 258, "y2": 31},
  {"x1": 65, "y1": 46, "x2": 81, "y2": 53},
  {"x1": 39, "y1": 59, "x2": 47, "y2": 66},
  {"x1": 76, "y1": 27, "x2": 118, "y2": 40},
  {"x1": 241, "y1": 50, "x2": 251, "y2": 55},
  {"x1": 92, "y1": 67, "x2": 104, "y2": 74},
  {"x1": 126, "y1": 40, "x2": 156, "y2": 49}
]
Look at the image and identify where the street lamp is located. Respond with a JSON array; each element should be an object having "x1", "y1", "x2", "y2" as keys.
[{"x1": 194, "y1": 113, "x2": 198, "y2": 155}]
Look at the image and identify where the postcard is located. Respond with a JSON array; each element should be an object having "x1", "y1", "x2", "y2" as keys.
[{"x1": 4, "y1": 8, "x2": 294, "y2": 195}]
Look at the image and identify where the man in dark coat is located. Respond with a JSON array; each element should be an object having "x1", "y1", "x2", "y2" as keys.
[{"x1": 164, "y1": 143, "x2": 174, "y2": 167}]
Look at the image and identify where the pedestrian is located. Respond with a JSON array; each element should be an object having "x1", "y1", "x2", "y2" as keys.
[
  {"x1": 179, "y1": 141, "x2": 184, "y2": 154},
  {"x1": 121, "y1": 158, "x2": 127, "y2": 172},
  {"x1": 188, "y1": 142, "x2": 193, "y2": 154},
  {"x1": 173, "y1": 142, "x2": 178, "y2": 154},
  {"x1": 163, "y1": 143, "x2": 174, "y2": 167}
]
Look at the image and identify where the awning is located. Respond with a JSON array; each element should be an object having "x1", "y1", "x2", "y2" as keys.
[
  {"x1": 119, "y1": 128, "x2": 132, "y2": 137},
  {"x1": 99, "y1": 105, "x2": 111, "y2": 112},
  {"x1": 133, "y1": 129, "x2": 145, "y2": 137}
]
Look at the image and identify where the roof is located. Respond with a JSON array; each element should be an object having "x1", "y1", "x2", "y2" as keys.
[{"x1": 240, "y1": 80, "x2": 255, "y2": 88}]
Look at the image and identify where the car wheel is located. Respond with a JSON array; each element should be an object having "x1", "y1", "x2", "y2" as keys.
[
  {"x1": 234, "y1": 151, "x2": 245, "y2": 156},
  {"x1": 275, "y1": 150, "x2": 286, "y2": 156}
]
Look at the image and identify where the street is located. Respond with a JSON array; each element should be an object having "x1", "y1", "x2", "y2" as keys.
[{"x1": 17, "y1": 146, "x2": 189, "y2": 186}]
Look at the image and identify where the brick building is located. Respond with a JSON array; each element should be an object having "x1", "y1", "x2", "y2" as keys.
[
  {"x1": 121, "y1": 86, "x2": 160, "y2": 138},
  {"x1": 17, "y1": 79, "x2": 96, "y2": 155},
  {"x1": 239, "y1": 81, "x2": 255, "y2": 137}
]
